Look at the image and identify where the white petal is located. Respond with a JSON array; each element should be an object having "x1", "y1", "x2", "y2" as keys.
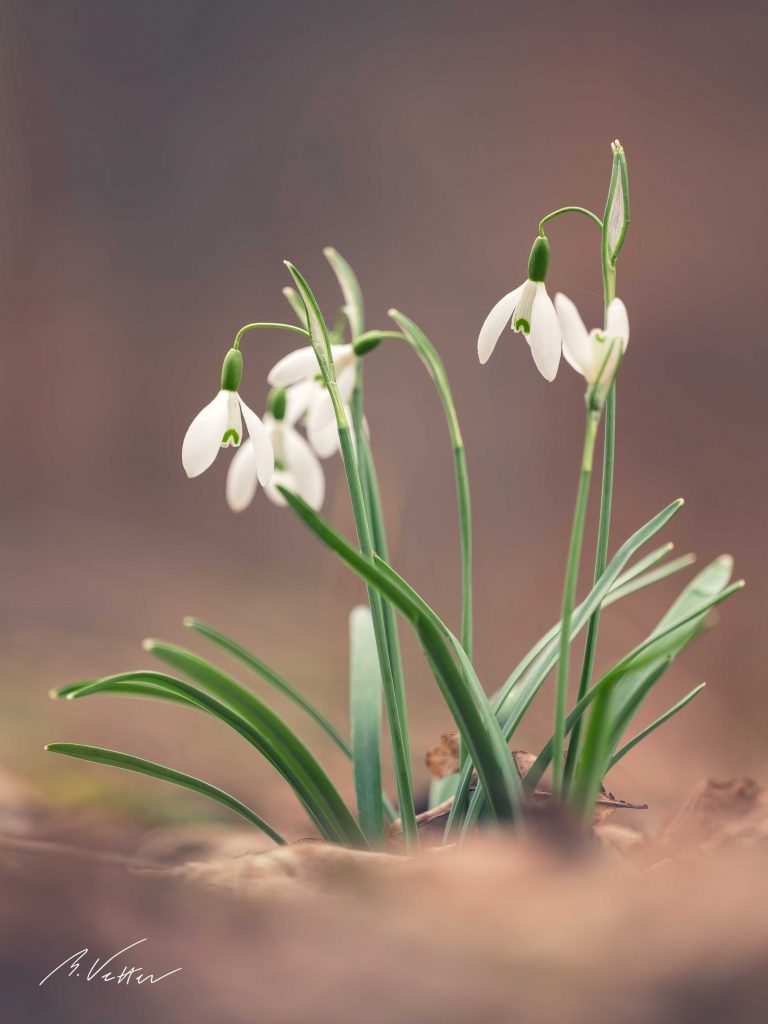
[
  {"x1": 307, "y1": 413, "x2": 340, "y2": 458},
  {"x1": 239, "y1": 398, "x2": 275, "y2": 485},
  {"x1": 477, "y1": 285, "x2": 524, "y2": 364},
  {"x1": 527, "y1": 284, "x2": 561, "y2": 381},
  {"x1": 284, "y1": 426, "x2": 325, "y2": 510},
  {"x1": 307, "y1": 386, "x2": 336, "y2": 434},
  {"x1": 267, "y1": 347, "x2": 320, "y2": 388},
  {"x1": 337, "y1": 363, "x2": 357, "y2": 405},
  {"x1": 330, "y1": 344, "x2": 355, "y2": 372},
  {"x1": 264, "y1": 469, "x2": 296, "y2": 507},
  {"x1": 181, "y1": 390, "x2": 230, "y2": 478},
  {"x1": 226, "y1": 440, "x2": 260, "y2": 512},
  {"x1": 606, "y1": 297, "x2": 630, "y2": 351},
  {"x1": 284, "y1": 380, "x2": 315, "y2": 425},
  {"x1": 555, "y1": 293, "x2": 592, "y2": 377}
]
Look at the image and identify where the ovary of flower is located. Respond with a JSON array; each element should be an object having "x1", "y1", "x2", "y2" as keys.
[
  {"x1": 226, "y1": 415, "x2": 325, "y2": 512},
  {"x1": 477, "y1": 279, "x2": 561, "y2": 381},
  {"x1": 182, "y1": 388, "x2": 274, "y2": 483},
  {"x1": 554, "y1": 293, "x2": 630, "y2": 390},
  {"x1": 267, "y1": 344, "x2": 357, "y2": 435}
]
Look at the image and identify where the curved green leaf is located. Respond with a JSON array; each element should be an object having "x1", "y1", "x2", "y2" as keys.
[
  {"x1": 184, "y1": 617, "x2": 351, "y2": 758},
  {"x1": 141, "y1": 643, "x2": 366, "y2": 847},
  {"x1": 45, "y1": 743, "x2": 286, "y2": 845},
  {"x1": 349, "y1": 606, "x2": 384, "y2": 844}
]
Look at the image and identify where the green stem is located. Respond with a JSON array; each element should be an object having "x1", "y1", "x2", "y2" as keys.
[
  {"x1": 563, "y1": 143, "x2": 627, "y2": 796},
  {"x1": 333, "y1": 399, "x2": 418, "y2": 847},
  {"x1": 351, "y1": 362, "x2": 406, "y2": 827},
  {"x1": 563, "y1": 384, "x2": 615, "y2": 791},
  {"x1": 285, "y1": 260, "x2": 418, "y2": 846},
  {"x1": 387, "y1": 311, "x2": 473, "y2": 659},
  {"x1": 233, "y1": 322, "x2": 309, "y2": 349},
  {"x1": 538, "y1": 206, "x2": 603, "y2": 235},
  {"x1": 552, "y1": 407, "x2": 600, "y2": 798}
]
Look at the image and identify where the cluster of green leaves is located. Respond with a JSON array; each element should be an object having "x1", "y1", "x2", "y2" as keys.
[{"x1": 47, "y1": 252, "x2": 741, "y2": 848}]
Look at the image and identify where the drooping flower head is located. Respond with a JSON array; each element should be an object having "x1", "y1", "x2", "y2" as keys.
[
  {"x1": 477, "y1": 234, "x2": 562, "y2": 381},
  {"x1": 268, "y1": 343, "x2": 358, "y2": 437},
  {"x1": 555, "y1": 293, "x2": 629, "y2": 400},
  {"x1": 225, "y1": 387, "x2": 325, "y2": 512},
  {"x1": 181, "y1": 348, "x2": 274, "y2": 484}
]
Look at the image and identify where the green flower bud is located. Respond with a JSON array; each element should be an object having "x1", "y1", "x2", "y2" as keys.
[
  {"x1": 352, "y1": 332, "x2": 383, "y2": 357},
  {"x1": 220, "y1": 348, "x2": 243, "y2": 392},
  {"x1": 527, "y1": 234, "x2": 550, "y2": 283},
  {"x1": 267, "y1": 386, "x2": 288, "y2": 421}
]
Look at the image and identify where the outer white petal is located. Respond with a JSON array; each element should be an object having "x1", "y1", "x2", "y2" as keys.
[
  {"x1": 606, "y1": 297, "x2": 630, "y2": 352},
  {"x1": 181, "y1": 390, "x2": 230, "y2": 478},
  {"x1": 267, "y1": 347, "x2": 320, "y2": 387},
  {"x1": 307, "y1": 386, "x2": 335, "y2": 434},
  {"x1": 527, "y1": 284, "x2": 561, "y2": 381},
  {"x1": 337, "y1": 363, "x2": 357, "y2": 405},
  {"x1": 264, "y1": 469, "x2": 296, "y2": 507},
  {"x1": 284, "y1": 379, "x2": 315, "y2": 425},
  {"x1": 477, "y1": 284, "x2": 524, "y2": 364},
  {"x1": 555, "y1": 292, "x2": 592, "y2": 377},
  {"x1": 284, "y1": 425, "x2": 325, "y2": 510},
  {"x1": 307, "y1": 413, "x2": 340, "y2": 458},
  {"x1": 330, "y1": 343, "x2": 355, "y2": 368},
  {"x1": 239, "y1": 397, "x2": 275, "y2": 485},
  {"x1": 226, "y1": 440, "x2": 260, "y2": 512}
]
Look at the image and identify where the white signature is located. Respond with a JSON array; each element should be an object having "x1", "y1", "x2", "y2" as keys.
[{"x1": 39, "y1": 938, "x2": 182, "y2": 987}]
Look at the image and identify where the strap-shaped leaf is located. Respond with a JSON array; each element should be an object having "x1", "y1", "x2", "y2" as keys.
[
  {"x1": 526, "y1": 570, "x2": 743, "y2": 798},
  {"x1": 141, "y1": 643, "x2": 367, "y2": 847},
  {"x1": 279, "y1": 486, "x2": 521, "y2": 822},
  {"x1": 324, "y1": 247, "x2": 364, "y2": 340},
  {"x1": 445, "y1": 499, "x2": 685, "y2": 834},
  {"x1": 184, "y1": 617, "x2": 351, "y2": 758},
  {"x1": 349, "y1": 606, "x2": 384, "y2": 844},
  {"x1": 67, "y1": 670, "x2": 360, "y2": 844},
  {"x1": 607, "y1": 683, "x2": 706, "y2": 770},
  {"x1": 45, "y1": 743, "x2": 286, "y2": 845}
]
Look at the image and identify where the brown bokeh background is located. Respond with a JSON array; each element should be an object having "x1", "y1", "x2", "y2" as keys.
[{"x1": 1, "y1": 0, "x2": 767, "y2": 838}]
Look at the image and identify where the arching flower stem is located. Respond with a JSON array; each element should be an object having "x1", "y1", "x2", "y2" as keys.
[
  {"x1": 538, "y1": 205, "x2": 603, "y2": 235},
  {"x1": 233, "y1": 322, "x2": 309, "y2": 350},
  {"x1": 551, "y1": 141, "x2": 630, "y2": 799}
]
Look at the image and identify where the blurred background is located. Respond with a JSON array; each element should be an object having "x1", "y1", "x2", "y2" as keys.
[{"x1": 1, "y1": 0, "x2": 766, "y2": 841}]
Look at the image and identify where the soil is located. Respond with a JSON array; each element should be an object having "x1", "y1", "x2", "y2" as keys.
[{"x1": 2, "y1": 769, "x2": 768, "y2": 1023}]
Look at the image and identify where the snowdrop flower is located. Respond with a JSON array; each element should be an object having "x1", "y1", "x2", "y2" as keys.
[
  {"x1": 268, "y1": 343, "x2": 358, "y2": 436},
  {"x1": 554, "y1": 293, "x2": 629, "y2": 400},
  {"x1": 226, "y1": 389, "x2": 324, "y2": 512},
  {"x1": 477, "y1": 235, "x2": 561, "y2": 381},
  {"x1": 182, "y1": 348, "x2": 274, "y2": 484}
]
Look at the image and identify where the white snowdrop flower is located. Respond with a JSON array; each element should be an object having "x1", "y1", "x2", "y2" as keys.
[
  {"x1": 555, "y1": 293, "x2": 630, "y2": 397},
  {"x1": 268, "y1": 343, "x2": 357, "y2": 434},
  {"x1": 225, "y1": 389, "x2": 325, "y2": 512},
  {"x1": 182, "y1": 348, "x2": 274, "y2": 483},
  {"x1": 477, "y1": 235, "x2": 561, "y2": 381}
]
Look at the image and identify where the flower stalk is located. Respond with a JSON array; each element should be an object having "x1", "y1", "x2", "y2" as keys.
[{"x1": 285, "y1": 262, "x2": 419, "y2": 847}]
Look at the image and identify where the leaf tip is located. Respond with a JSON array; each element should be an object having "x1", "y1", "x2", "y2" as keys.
[
  {"x1": 182, "y1": 616, "x2": 196, "y2": 629},
  {"x1": 142, "y1": 638, "x2": 157, "y2": 653}
]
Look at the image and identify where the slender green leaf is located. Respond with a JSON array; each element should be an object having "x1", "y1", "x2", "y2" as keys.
[
  {"x1": 184, "y1": 617, "x2": 351, "y2": 758},
  {"x1": 417, "y1": 617, "x2": 522, "y2": 822},
  {"x1": 279, "y1": 486, "x2": 521, "y2": 822},
  {"x1": 324, "y1": 247, "x2": 364, "y2": 339},
  {"x1": 282, "y1": 285, "x2": 309, "y2": 329},
  {"x1": 526, "y1": 573, "x2": 743, "y2": 799},
  {"x1": 68, "y1": 669, "x2": 360, "y2": 844},
  {"x1": 607, "y1": 683, "x2": 707, "y2": 770},
  {"x1": 45, "y1": 743, "x2": 286, "y2": 845},
  {"x1": 349, "y1": 606, "x2": 384, "y2": 845},
  {"x1": 142, "y1": 642, "x2": 367, "y2": 847}
]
